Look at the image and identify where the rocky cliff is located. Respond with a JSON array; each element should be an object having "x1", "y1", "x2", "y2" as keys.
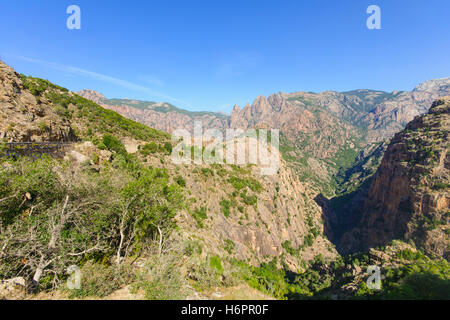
[
  {"x1": 79, "y1": 79, "x2": 450, "y2": 196},
  {"x1": 340, "y1": 97, "x2": 450, "y2": 259},
  {"x1": 0, "y1": 61, "x2": 76, "y2": 142}
]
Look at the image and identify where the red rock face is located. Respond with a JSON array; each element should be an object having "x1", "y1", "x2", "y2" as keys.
[
  {"x1": 77, "y1": 89, "x2": 229, "y2": 134},
  {"x1": 79, "y1": 78, "x2": 450, "y2": 144},
  {"x1": 340, "y1": 97, "x2": 450, "y2": 259},
  {"x1": 75, "y1": 89, "x2": 106, "y2": 105},
  {"x1": 78, "y1": 80, "x2": 449, "y2": 196}
]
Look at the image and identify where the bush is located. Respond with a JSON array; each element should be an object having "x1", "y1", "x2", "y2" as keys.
[
  {"x1": 164, "y1": 142, "x2": 173, "y2": 154},
  {"x1": 282, "y1": 240, "x2": 298, "y2": 256},
  {"x1": 141, "y1": 142, "x2": 158, "y2": 155},
  {"x1": 0, "y1": 155, "x2": 184, "y2": 291},
  {"x1": 209, "y1": 256, "x2": 224, "y2": 274},
  {"x1": 132, "y1": 256, "x2": 186, "y2": 300},
  {"x1": 191, "y1": 207, "x2": 207, "y2": 228},
  {"x1": 432, "y1": 182, "x2": 449, "y2": 190},
  {"x1": 183, "y1": 240, "x2": 203, "y2": 256},
  {"x1": 224, "y1": 239, "x2": 235, "y2": 254},
  {"x1": 66, "y1": 262, "x2": 134, "y2": 299},
  {"x1": 220, "y1": 199, "x2": 232, "y2": 217},
  {"x1": 102, "y1": 134, "x2": 127, "y2": 155},
  {"x1": 175, "y1": 175, "x2": 186, "y2": 187},
  {"x1": 186, "y1": 258, "x2": 226, "y2": 290},
  {"x1": 229, "y1": 176, "x2": 262, "y2": 193},
  {"x1": 37, "y1": 121, "x2": 49, "y2": 132},
  {"x1": 240, "y1": 190, "x2": 257, "y2": 206},
  {"x1": 246, "y1": 259, "x2": 289, "y2": 299},
  {"x1": 382, "y1": 272, "x2": 450, "y2": 299}
]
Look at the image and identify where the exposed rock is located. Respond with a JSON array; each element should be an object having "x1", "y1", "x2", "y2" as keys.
[
  {"x1": 340, "y1": 97, "x2": 450, "y2": 259},
  {"x1": 0, "y1": 277, "x2": 26, "y2": 300},
  {"x1": 78, "y1": 79, "x2": 450, "y2": 196},
  {"x1": 77, "y1": 90, "x2": 229, "y2": 134},
  {"x1": 0, "y1": 60, "x2": 77, "y2": 142},
  {"x1": 77, "y1": 89, "x2": 106, "y2": 105}
]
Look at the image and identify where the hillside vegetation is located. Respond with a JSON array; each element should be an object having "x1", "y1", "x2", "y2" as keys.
[{"x1": 0, "y1": 61, "x2": 448, "y2": 300}]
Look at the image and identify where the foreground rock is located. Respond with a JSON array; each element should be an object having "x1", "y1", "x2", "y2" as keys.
[{"x1": 0, "y1": 277, "x2": 26, "y2": 300}]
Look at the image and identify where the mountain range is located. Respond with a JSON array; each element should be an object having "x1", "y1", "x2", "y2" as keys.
[
  {"x1": 1, "y1": 59, "x2": 449, "y2": 300},
  {"x1": 78, "y1": 78, "x2": 450, "y2": 195}
]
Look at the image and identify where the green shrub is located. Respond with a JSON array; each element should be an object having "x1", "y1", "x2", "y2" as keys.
[
  {"x1": 229, "y1": 176, "x2": 262, "y2": 193},
  {"x1": 220, "y1": 198, "x2": 232, "y2": 217},
  {"x1": 209, "y1": 256, "x2": 224, "y2": 274},
  {"x1": 37, "y1": 121, "x2": 49, "y2": 132},
  {"x1": 132, "y1": 256, "x2": 185, "y2": 300},
  {"x1": 432, "y1": 182, "x2": 449, "y2": 190},
  {"x1": 183, "y1": 240, "x2": 203, "y2": 256},
  {"x1": 141, "y1": 142, "x2": 158, "y2": 155},
  {"x1": 191, "y1": 207, "x2": 207, "y2": 228},
  {"x1": 164, "y1": 142, "x2": 173, "y2": 154},
  {"x1": 200, "y1": 167, "x2": 214, "y2": 178},
  {"x1": 186, "y1": 258, "x2": 223, "y2": 290},
  {"x1": 175, "y1": 175, "x2": 186, "y2": 187},
  {"x1": 0, "y1": 155, "x2": 184, "y2": 291},
  {"x1": 282, "y1": 240, "x2": 298, "y2": 256},
  {"x1": 102, "y1": 134, "x2": 127, "y2": 155},
  {"x1": 224, "y1": 239, "x2": 235, "y2": 254},
  {"x1": 67, "y1": 262, "x2": 134, "y2": 299},
  {"x1": 240, "y1": 190, "x2": 257, "y2": 206},
  {"x1": 245, "y1": 259, "x2": 289, "y2": 299}
]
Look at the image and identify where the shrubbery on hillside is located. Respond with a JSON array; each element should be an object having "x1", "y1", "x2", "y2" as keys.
[
  {"x1": 20, "y1": 75, "x2": 169, "y2": 143},
  {"x1": 0, "y1": 153, "x2": 184, "y2": 291}
]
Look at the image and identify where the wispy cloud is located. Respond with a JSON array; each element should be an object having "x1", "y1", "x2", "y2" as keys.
[
  {"x1": 4, "y1": 54, "x2": 186, "y2": 105},
  {"x1": 216, "y1": 51, "x2": 262, "y2": 80},
  {"x1": 137, "y1": 74, "x2": 164, "y2": 87}
]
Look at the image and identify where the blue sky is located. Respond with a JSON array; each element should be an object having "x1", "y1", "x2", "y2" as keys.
[{"x1": 1, "y1": 0, "x2": 449, "y2": 113}]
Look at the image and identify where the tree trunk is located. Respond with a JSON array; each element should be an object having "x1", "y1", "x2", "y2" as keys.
[
  {"x1": 31, "y1": 266, "x2": 43, "y2": 289},
  {"x1": 116, "y1": 212, "x2": 126, "y2": 266},
  {"x1": 31, "y1": 256, "x2": 46, "y2": 292},
  {"x1": 116, "y1": 229, "x2": 124, "y2": 266},
  {"x1": 157, "y1": 225, "x2": 163, "y2": 257}
]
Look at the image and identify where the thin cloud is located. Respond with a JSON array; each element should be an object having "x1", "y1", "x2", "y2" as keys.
[
  {"x1": 137, "y1": 74, "x2": 164, "y2": 87},
  {"x1": 216, "y1": 51, "x2": 262, "y2": 80},
  {"x1": 5, "y1": 54, "x2": 186, "y2": 105}
]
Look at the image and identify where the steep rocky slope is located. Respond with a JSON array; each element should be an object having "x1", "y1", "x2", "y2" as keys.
[
  {"x1": 0, "y1": 62, "x2": 76, "y2": 142},
  {"x1": 339, "y1": 97, "x2": 450, "y2": 259},
  {"x1": 1, "y1": 60, "x2": 336, "y2": 272}
]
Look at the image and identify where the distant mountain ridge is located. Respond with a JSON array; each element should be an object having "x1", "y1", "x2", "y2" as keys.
[
  {"x1": 79, "y1": 77, "x2": 450, "y2": 140},
  {"x1": 78, "y1": 78, "x2": 450, "y2": 195},
  {"x1": 77, "y1": 89, "x2": 229, "y2": 134}
]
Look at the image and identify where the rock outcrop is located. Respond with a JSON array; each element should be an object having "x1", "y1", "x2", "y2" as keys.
[
  {"x1": 0, "y1": 277, "x2": 26, "y2": 300},
  {"x1": 340, "y1": 97, "x2": 450, "y2": 259},
  {"x1": 0, "y1": 61, "x2": 77, "y2": 142}
]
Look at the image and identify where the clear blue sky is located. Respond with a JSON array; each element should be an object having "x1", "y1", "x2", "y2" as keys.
[{"x1": 1, "y1": 0, "x2": 449, "y2": 113}]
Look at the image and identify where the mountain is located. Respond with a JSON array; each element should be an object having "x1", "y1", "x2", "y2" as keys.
[
  {"x1": 77, "y1": 89, "x2": 229, "y2": 133},
  {"x1": 79, "y1": 79, "x2": 450, "y2": 196},
  {"x1": 1, "y1": 60, "x2": 449, "y2": 300},
  {"x1": 0, "y1": 60, "x2": 339, "y2": 299},
  {"x1": 79, "y1": 78, "x2": 450, "y2": 142},
  {"x1": 336, "y1": 97, "x2": 449, "y2": 258}
]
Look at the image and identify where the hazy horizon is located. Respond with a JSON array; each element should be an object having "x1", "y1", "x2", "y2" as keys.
[{"x1": 1, "y1": 0, "x2": 450, "y2": 113}]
